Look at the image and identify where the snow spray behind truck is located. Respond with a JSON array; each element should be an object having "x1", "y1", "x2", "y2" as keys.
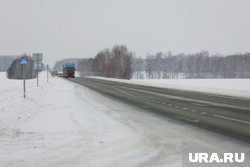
[{"x1": 63, "y1": 63, "x2": 76, "y2": 78}]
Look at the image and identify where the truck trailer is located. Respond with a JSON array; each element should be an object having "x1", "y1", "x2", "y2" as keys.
[{"x1": 63, "y1": 63, "x2": 76, "y2": 78}]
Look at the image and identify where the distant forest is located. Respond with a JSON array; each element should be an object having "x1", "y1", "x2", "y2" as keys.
[
  {"x1": 133, "y1": 51, "x2": 250, "y2": 79},
  {"x1": 76, "y1": 48, "x2": 250, "y2": 79},
  {"x1": 2, "y1": 50, "x2": 250, "y2": 80},
  {"x1": 53, "y1": 47, "x2": 250, "y2": 80}
]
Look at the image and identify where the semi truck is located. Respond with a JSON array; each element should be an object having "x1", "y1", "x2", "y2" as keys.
[{"x1": 63, "y1": 63, "x2": 76, "y2": 78}]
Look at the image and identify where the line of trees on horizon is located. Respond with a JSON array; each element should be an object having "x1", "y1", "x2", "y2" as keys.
[
  {"x1": 77, "y1": 45, "x2": 134, "y2": 79},
  {"x1": 133, "y1": 51, "x2": 250, "y2": 79},
  {"x1": 57, "y1": 48, "x2": 250, "y2": 80}
]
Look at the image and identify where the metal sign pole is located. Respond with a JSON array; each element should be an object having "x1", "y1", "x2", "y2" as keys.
[
  {"x1": 22, "y1": 64, "x2": 26, "y2": 98},
  {"x1": 36, "y1": 60, "x2": 38, "y2": 87},
  {"x1": 20, "y1": 58, "x2": 28, "y2": 99},
  {"x1": 24, "y1": 64, "x2": 26, "y2": 98},
  {"x1": 37, "y1": 69, "x2": 39, "y2": 87},
  {"x1": 33, "y1": 53, "x2": 43, "y2": 87},
  {"x1": 47, "y1": 65, "x2": 49, "y2": 83}
]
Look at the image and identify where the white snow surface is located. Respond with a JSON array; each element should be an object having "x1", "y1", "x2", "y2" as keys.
[
  {"x1": 0, "y1": 72, "x2": 249, "y2": 167},
  {"x1": 89, "y1": 76, "x2": 250, "y2": 99}
]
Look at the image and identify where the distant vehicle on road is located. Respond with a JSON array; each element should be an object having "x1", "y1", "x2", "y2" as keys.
[
  {"x1": 51, "y1": 70, "x2": 59, "y2": 77},
  {"x1": 63, "y1": 63, "x2": 76, "y2": 78},
  {"x1": 58, "y1": 72, "x2": 63, "y2": 77}
]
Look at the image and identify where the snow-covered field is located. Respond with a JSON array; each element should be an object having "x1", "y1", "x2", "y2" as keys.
[
  {"x1": 0, "y1": 72, "x2": 249, "y2": 167},
  {"x1": 90, "y1": 76, "x2": 250, "y2": 99}
]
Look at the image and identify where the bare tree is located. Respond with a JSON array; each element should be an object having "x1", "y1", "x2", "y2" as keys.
[{"x1": 78, "y1": 45, "x2": 134, "y2": 79}]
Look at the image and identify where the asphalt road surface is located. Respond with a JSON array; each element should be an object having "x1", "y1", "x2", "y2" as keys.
[{"x1": 68, "y1": 77, "x2": 250, "y2": 141}]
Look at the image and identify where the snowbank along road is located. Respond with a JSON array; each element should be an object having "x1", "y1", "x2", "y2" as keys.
[{"x1": 1, "y1": 72, "x2": 250, "y2": 167}]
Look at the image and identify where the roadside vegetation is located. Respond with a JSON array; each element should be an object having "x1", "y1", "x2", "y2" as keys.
[
  {"x1": 133, "y1": 52, "x2": 250, "y2": 79},
  {"x1": 78, "y1": 45, "x2": 133, "y2": 79}
]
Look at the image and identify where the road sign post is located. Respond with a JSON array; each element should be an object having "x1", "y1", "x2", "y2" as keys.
[
  {"x1": 23, "y1": 65, "x2": 26, "y2": 98},
  {"x1": 20, "y1": 58, "x2": 28, "y2": 98},
  {"x1": 46, "y1": 64, "x2": 49, "y2": 83},
  {"x1": 32, "y1": 53, "x2": 43, "y2": 87},
  {"x1": 37, "y1": 70, "x2": 39, "y2": 87}
]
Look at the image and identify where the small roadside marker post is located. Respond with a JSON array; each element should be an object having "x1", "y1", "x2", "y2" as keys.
[
  {"x1": 47, "y1": 64, "x2": 49, "y2": 83},
  {"x1": 20, "y1": 58, "x2": 28, "y2": 98},
  {"x1": 37, "y1": 69, "x2": 39, "y2": 87}
]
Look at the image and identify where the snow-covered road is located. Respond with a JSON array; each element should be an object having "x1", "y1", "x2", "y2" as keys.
[{"x1": 0, "y1": 72, "x2": 249, "y2": 167}]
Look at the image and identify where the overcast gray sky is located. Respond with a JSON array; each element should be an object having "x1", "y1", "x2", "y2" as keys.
[{"x1": 0, "y1": 0, "x2": 250, "y2": 65}]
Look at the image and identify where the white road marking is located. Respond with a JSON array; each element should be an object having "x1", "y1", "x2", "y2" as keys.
[
  {"x1": 175, "y1": 116, "x2": 200, "y2": 123},
  {"x1": 118, "y1": 86, "x2": 250, "y2": 111},
  {"x1": 161, "y1": 102, "x2": 166, "y2": 105},
  {"x1": 214, "y1": 114, "x2": 250, "y2": 125},
  {"x1": 192, "y1": 103, "x2": 208, "y2": 107},
  {"x1": 112, "y1": 86, "x2": 134, "y2": 97},
  {"x1": 113, "y1": 86, "x2": 249, "y2": 127},
  {"x1": 182, "y1": 107, "x2": 188, "y2": 110}
]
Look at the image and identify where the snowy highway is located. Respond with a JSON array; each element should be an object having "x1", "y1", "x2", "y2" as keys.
[
  {"x1": 1, "y1": 73, "x2": 250, "y2": 167},
  {"x1": 70, "y1": 77, "x2": 250, "y2": 140}
]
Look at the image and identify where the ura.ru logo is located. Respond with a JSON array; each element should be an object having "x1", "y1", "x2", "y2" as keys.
[{"x1": 189, "y1": 153, "x2": 245, "y2": 163}]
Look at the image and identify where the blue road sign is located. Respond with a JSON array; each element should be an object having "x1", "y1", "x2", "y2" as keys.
[{"x1": 20, "y1": 58, "x2": 28, "y2": 65}]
